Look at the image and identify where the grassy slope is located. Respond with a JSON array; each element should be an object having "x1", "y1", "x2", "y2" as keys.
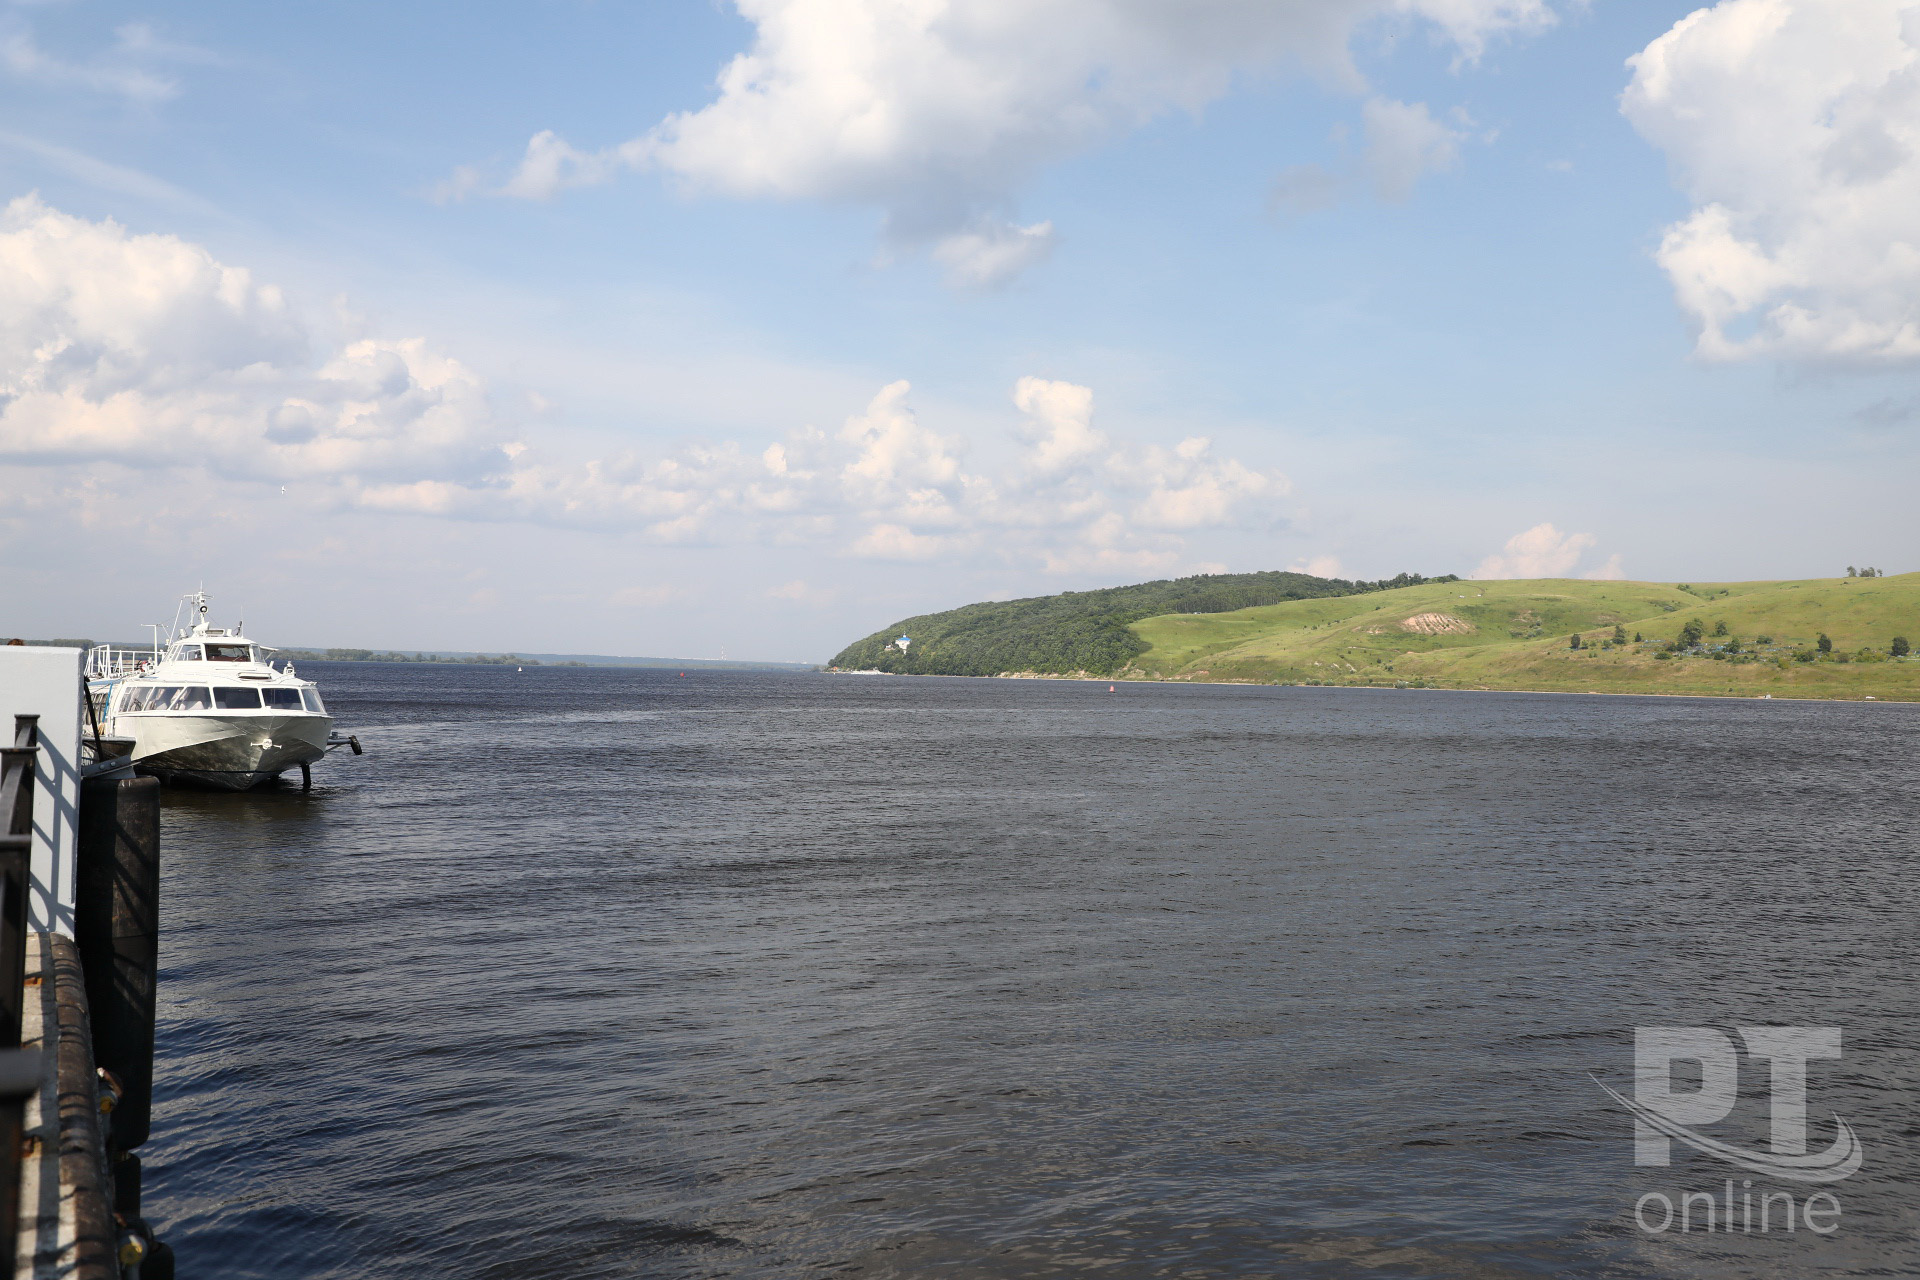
[
  {"x1": 1126, "y1": 574, "x2": 1920, "y2": 700},
  {"x1": 827, "y1": 570, "x2": 1430, "y2": 676}
]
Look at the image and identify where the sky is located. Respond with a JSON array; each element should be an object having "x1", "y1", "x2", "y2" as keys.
[{"x1": 2, "y1": 0, "x2": 1917, "y2": 661}]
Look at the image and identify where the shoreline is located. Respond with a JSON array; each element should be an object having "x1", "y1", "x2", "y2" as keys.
[{"x1": 827, "y1": 668, "x2": 1912, "y2": 705}]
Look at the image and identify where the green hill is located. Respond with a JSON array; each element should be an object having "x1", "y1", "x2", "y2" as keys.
[
  {"x1": 1124, "y1": 573, "x2": 1920, "y2": 700},
  {"x1": 828, "y1": 570, "x2": 1457, "y2": 677}
]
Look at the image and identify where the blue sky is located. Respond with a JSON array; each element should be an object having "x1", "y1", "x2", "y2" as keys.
[{"x1": 3, "y1": 0, "x2": 1916, "y2": 660}]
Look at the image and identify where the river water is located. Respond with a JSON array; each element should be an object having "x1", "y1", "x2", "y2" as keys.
[{"x1": 144, "y1": 666, "x2": 1918, "y2": 1278}]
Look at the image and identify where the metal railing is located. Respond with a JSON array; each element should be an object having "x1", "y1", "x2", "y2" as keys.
[
  {"x1": 0, "y1": 714, "x2": 43, "y2": 1264},
  {"x1": 82, "y1": 647, "x2": 156, "y2": 683}
]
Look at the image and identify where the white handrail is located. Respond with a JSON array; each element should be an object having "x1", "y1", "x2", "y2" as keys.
[{"x1": 84, "y1": 645, "x2": 158, "y2": 681}]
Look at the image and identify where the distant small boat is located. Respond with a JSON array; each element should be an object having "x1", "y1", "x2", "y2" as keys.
[{"x1": 87, "y1": 592, "x2": 361, "y2": 790}]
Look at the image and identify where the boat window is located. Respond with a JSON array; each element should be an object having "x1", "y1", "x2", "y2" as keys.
[
  {"x1": 300, "y1": 688, "x2": 326, "y2": 713},
  {"x1": 205, "y1": 644, "x2": 252, "y2": 662},
  {"x1": 213, "y1": 687, "x2": 262, "y2": 709},
  {"x1": 174, "y1": 645, "x2": 203, "y2": 662},
  {"x1": 260, "y1": 688, "x2": 304, "y2": 710},
  {"x1": 119, "y1": 687, "x2": 154, "y2": 713},
  {"x1": 133, "y1": 686, "x2": 211, "y2": 711}
]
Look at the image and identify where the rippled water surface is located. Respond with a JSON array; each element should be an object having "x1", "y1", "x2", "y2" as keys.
[{"x1": 146, "y1": 666, "x2": 1919, "y2": 1278}]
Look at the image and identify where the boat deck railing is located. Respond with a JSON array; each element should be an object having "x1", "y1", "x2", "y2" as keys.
[{"x1": 82, "y1": 646, "x2": 156, "y2": 683}]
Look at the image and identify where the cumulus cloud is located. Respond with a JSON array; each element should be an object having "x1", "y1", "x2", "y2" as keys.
[
  {"x1": 1582, "y1": 553, "x2": 1626, "y2": 581},
  {"x1": 0, "y1": 199, "x2": 1288, "y2": 573},
  {"x1": 1011, "y1": 376, "x2": 1101, "y2": 474},
  {"x1": 484, "y1": 0, "x2": 1555, "y2": 279},
  {"x1": 1289, "y1": 554, "x2": 1346, "y2": 578},
  {"x1": 1624, "y1": 0, "x2": 1920, "y2": 365},
  {"x1": 371, "y1": 376, "x2": 1289, "y2": 572},
  {"x1": 0, "y1": 197, "x2": 507, "y2": 486},
  {"x1": 1472, "y1": 522, "x2": 1612, "y2": 579}
]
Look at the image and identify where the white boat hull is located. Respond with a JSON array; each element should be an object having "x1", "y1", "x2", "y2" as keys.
[{"x1": 118, "y1": 713, "x2": 333, "y2": 791}]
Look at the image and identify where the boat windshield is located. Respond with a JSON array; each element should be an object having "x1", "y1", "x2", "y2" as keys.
[
  {"x1": 121, "y1": 686, "x2": 212, "y2": 712},
  {"x1": 205, "y1": 643, "x2": 253, "y2": 662},
  {"x1": 173, "y1": 645, "x2": 203, "y2": 662},
  {"x1": 212, "y1": 687, "x2": 262, "y2": 709},
  {"x1": 261, "y1": 688, "x2": 304, "y2": 710},
  {"x1": 302, "y1": 688, "x2": 325, "y2": 713}
]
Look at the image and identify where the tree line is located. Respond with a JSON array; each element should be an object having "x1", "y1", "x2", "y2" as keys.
[
  {"x1": 279, "y1": 649, "x2": 541, "y2": 666},
  {"x1": 1568, "y1": 617, "x2": 1912, "y2": 665}
]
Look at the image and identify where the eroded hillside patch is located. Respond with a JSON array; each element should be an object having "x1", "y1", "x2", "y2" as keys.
[{"x1": 1399, "y1": 612, "x2": 1475, "y2": 635}]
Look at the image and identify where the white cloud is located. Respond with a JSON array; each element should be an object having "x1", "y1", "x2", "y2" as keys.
[
  {"x1": 1270, "y1": 95, "x2": 1468, "y2": 212},
  {"x1": 848, "y1": 521, "x2": 952, "y2": 560},
  {"x1": 494, "y1": 130, "x2": 637, "y2": 201},
  {"x1": 0, "y1": 197, "x2": 506, "y2": 486},
  {"x1": 930, "y1": 218, "x2": 1057, "y2": 288},
  {"x1": 388, "y1": 378, "x2": 1289, "y2": 569},
  {"x1": 1472, "y1": 522, "x2": 1607, "y2": 578},
  {"x1": 1011, "y1": 375, "x2": 1102, "y2": 474},
  {"x1": 1623, "y1": 0, "x2": 1920, "y2": 365},
  {"x1": 0, "y1": 197, "x2": 510, "y2": 495},
  {"x1": 1361, "y1": 96, "x2": 1466, "y2": 200},
  {"x1": 486, "y1": 0, "x2": 1556, "y2": 279},
  {"x1": 1289, "y1": 554, "x2": 1346, "y2": 578},
  {"x1": 1581, "y1": 553, "x2": 1626, "y2": 580},
  {"x1": 0, "y1": 200, "x2": 1290, "y2": 574}
]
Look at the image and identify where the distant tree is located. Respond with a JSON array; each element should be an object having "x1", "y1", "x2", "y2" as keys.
[
  {"x1": 1678, "y1": 618, "x2": 1705, "y2": 647},
  {"x1": 1633, "y1": 631, "x2": 1643, "y2": 643},
  {"x1": 1712, "y1": 620, "x2": 1729, "y2": 636},
  {"x1": 1817, "y1": 633, "x2": 1832, "y2": 653},
  {"x1": 1756, "y1": 634, "x2": 1773, "y2": 644},
  {"x1": 1569, "y1": 633, "x2": 1582, "y2": 649},
  {"x1": 1894, "y1": 636, "x2": 1911, "y2": 658},
  {"x1": 1794, "y1": 648, "x2": 1817, "y2": 663},
  {"x1": 1847, "y1": 566, "x2": 1858, "y2": 578},
  {"x1": 1612, "y1": 624, "x2": 1627, "y2": 644}
]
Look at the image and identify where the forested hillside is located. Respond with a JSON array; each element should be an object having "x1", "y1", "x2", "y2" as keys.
[{"x1": 828, "y1": 570, "x2": 1456, "y2": 676}]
